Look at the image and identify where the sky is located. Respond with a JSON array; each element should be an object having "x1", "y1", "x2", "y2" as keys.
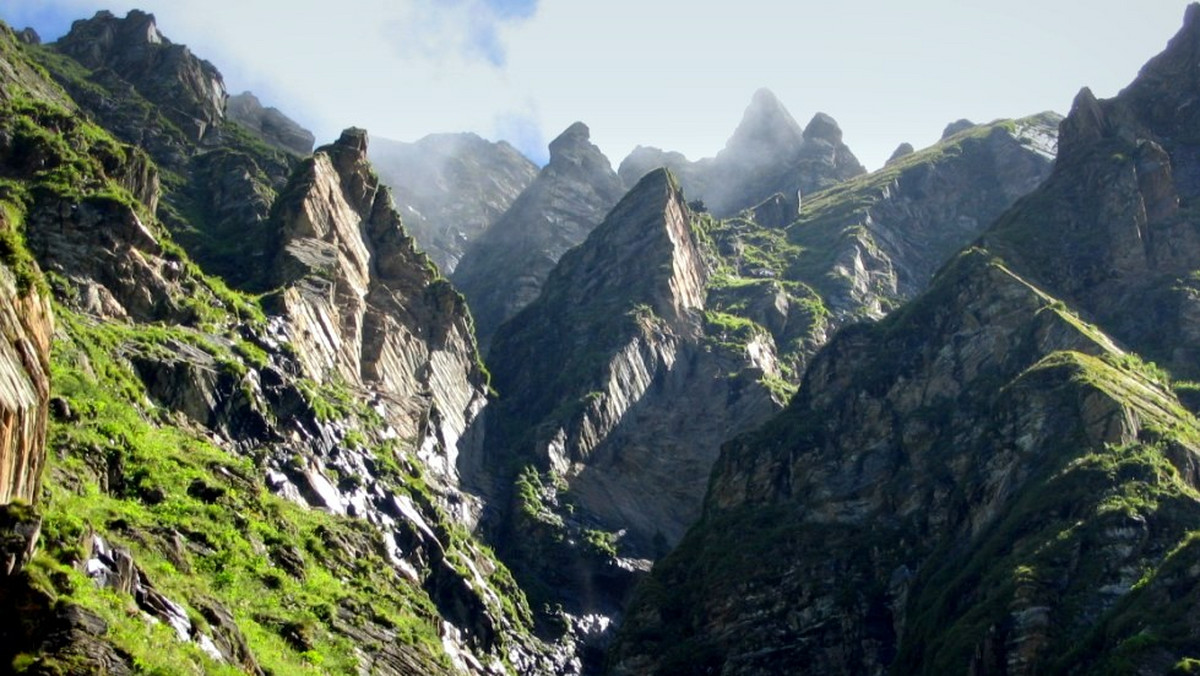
[{"x1": 0, "y1": 0, "x2": 1191, "y2": 170}]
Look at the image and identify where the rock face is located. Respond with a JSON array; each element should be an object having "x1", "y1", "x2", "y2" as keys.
[
  {"x1": 0, "y1": 232, "x2": 51, "y2": 506},
  {"x1": 31, "y1": 10, "x2": 301, "y2": 293},
  {"x1": 887, "y1": 142, "x2": 915, "y2": 165},
  {"x1": 370, "y1": 132, "x2": 538, "y2": 273},
  {"x1": 481, "y1": 170, "x2": 782, "y2": 665},
  {"x1": 225, "y1": 91, "x2": 315, "y2": 155},
  {"x1": 981, "y1": 4, "x2": 1200, "y2": 381},
  {"x1": 486, "y1": 169, "x2": 734, "y2": 536},
  {"x1": 618, "y1": 89, "x2": 866, "y2": 217},
  {"x1": 54, "y1": 10, "x2": 226, "y2": 142},
  {"x1": 614, "y1": 7, "x2": 1200, "y2": 674},
  {"x1": 452, "y1": 122, "x2": 626, "y2": 348},
  {"x1": 270, "y1": 127, "x2": 490, "y2": 483}
]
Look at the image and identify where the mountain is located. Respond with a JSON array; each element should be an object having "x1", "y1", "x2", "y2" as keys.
[
  {"x1": 452, "y1": 121, "x2": 626, "y2": 349},
  {"x1": 370, "y1": 133, "x2": 538, "y2": 273},
  {"x1": 8, "y1": 4, "x2": 1200, "y2": 676},
  {"x1": 477, "y1": 169, "x2": 778, "y2": 666},
  {"x1": 613, "y1": 6, "x2": 1200, "y2": 674},
  {"x1": 474, "y1": 110, "x2": 1057, "y2": 668},
  {"x1": 618, "y1": 88, "x2": 866, "y2": 217},
  {"x1": 0, "y1": 13, "x2": 577, "y2": 674},
  {"x1": 788, "y1": 113, "x2": 1059, "y2": 328}
]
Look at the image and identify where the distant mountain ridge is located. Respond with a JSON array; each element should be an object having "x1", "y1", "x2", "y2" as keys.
[{"x1": 619, "y1": 88, "x2": 866, "y2": 217}]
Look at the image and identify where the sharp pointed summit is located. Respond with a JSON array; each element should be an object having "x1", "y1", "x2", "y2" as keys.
[
  {"x1": 452, "y1": 121, "x2": 626, "y2": 348},
  {"x1": 721, "y1": 88, "x2": 806, "y2": 159},
  {"x1": 618, "y1": 89, "x2": 865, "y2": 217}
]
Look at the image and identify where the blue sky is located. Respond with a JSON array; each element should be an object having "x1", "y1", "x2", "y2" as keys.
[{"x1": 0, "y1": 1, "x2": 1192, "y2": 170}]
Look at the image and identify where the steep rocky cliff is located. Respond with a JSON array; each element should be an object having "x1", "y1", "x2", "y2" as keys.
[
  {"x1": 52, "y1": 9, "x2": 225, "y2": 143},
  {"x1": 618, "y1": 89, "x2": 866, "y2": 217},
  {"x1": 452, "y1": 122, "x2": 626, "y2": 349},
  {"x1": 371, "y1": 133, "x2": 538, "y2": 273},
  {"x1": 980, "y1": 5, "x2": 1200, "y2": 381},
  {"x1": 480, "y1": 169, "x2": 779, "y2": 666},
  {"x1": 0, "y1": 196, "x2": 52, "y2": 508},
  {"x1": 269, "y1": 127, "x2": 491, "y2": 490},
  {"x1": 0, "y1": 17, "x2": 575, "y2": 675},
  {"x1": 614, "y1": 7, "x2": 1200, "y2": 674},
  {"x1": 789, "y1": 113, "x2": 1059, "y2": 326}
]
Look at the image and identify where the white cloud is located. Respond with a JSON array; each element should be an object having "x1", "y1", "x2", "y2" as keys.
[{"x1": 3, "y1": 0, "x2": 1193, "y2": 170}]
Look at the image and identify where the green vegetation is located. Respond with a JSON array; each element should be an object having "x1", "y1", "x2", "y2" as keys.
[
  {"x1": 0, "y1": 201, "x2": 40, "y2": 295},
  {"x1": 581, "y1": 528, "x2": 618, "y2": 558},
  {"x1": 33, "y1": 304, "x2": 454, "y2": 673}
]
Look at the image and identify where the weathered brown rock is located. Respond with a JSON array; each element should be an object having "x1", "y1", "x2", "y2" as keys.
[
  {"x1": 270, "y1": 127, "x2": 488, "y2": 487},
  {"x1": 0, "y1": 227, "x2": 51, "y2": 506}
]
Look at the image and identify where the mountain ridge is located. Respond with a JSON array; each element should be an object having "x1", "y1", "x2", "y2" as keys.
[{"x1": 612, "y1": 6, "x2": 1200, "y2": 674}]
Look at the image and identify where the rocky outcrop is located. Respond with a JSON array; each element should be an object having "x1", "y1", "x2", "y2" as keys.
[
  {"x1": 54, "y1": 10, "x2": 226, "y2": 142},
  {"x1": 270, "y1": 127, "x2": 489, "y2": 486},
  {"x1": 0, "y1": 183, "x2": 52, "y2": 511},
  {"x1": 615, "y1": 7, "x2": 1200, "y2": 674},
  {"x1": 942, "y1": 118, "x2": 976, "y2": 138},
  {"x1": 887, "y1": 142, "x2": 915, "y2": 165},
  {"x1": 0, "y1": 265, "x2": 51, "y2": 506},
  {"x1": 618, "y1": 89, "x2": 866, "y2": 217},
  {"x1": 225, "y1": 91, "x2": 315, "y2": 156},
  {"x1": 452, "y1": 122, "x2": 625, "y2": 348},
  {"x1": 27, "y1": 11, "x2": 300, "y2": 297},
  {"x1": 371, "y1": 132, "x2": 538, "y2": 273}
]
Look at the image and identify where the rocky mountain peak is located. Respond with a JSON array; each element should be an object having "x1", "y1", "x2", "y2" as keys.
[
  {"x1": 60, "y1": 10, "x2": 164, "y2": 56},
  {"x1": 15, "y1": 27, "x2": 39, "y2": 45},
  {"x1": 547, "y1": 120, "x2": 596, "y2": 164},
  {"x1": 722, "y1": 87, "x2": 805, "y2": 160},
  {"x1": 591, "y1": 168, "x2": 705, "y2": 319},
  {"x1": 451, "y1": 121, "x2": 625, "y2": 348},
  {"x1": 802, "y1": 111, "x2": 843, "y2": 144},
  {"x1": 332, "y1": 126, "x2": 369, "y2": 154},
  {"x1": 54, "y1": 9, "x2": 227, "y2": 141},
  {"x1": 1056, "y1": 86, "x2": 1108, "y2": 163},
  {"x1": 317, "y1": 127, "x2": 376, "y2": 213}
]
